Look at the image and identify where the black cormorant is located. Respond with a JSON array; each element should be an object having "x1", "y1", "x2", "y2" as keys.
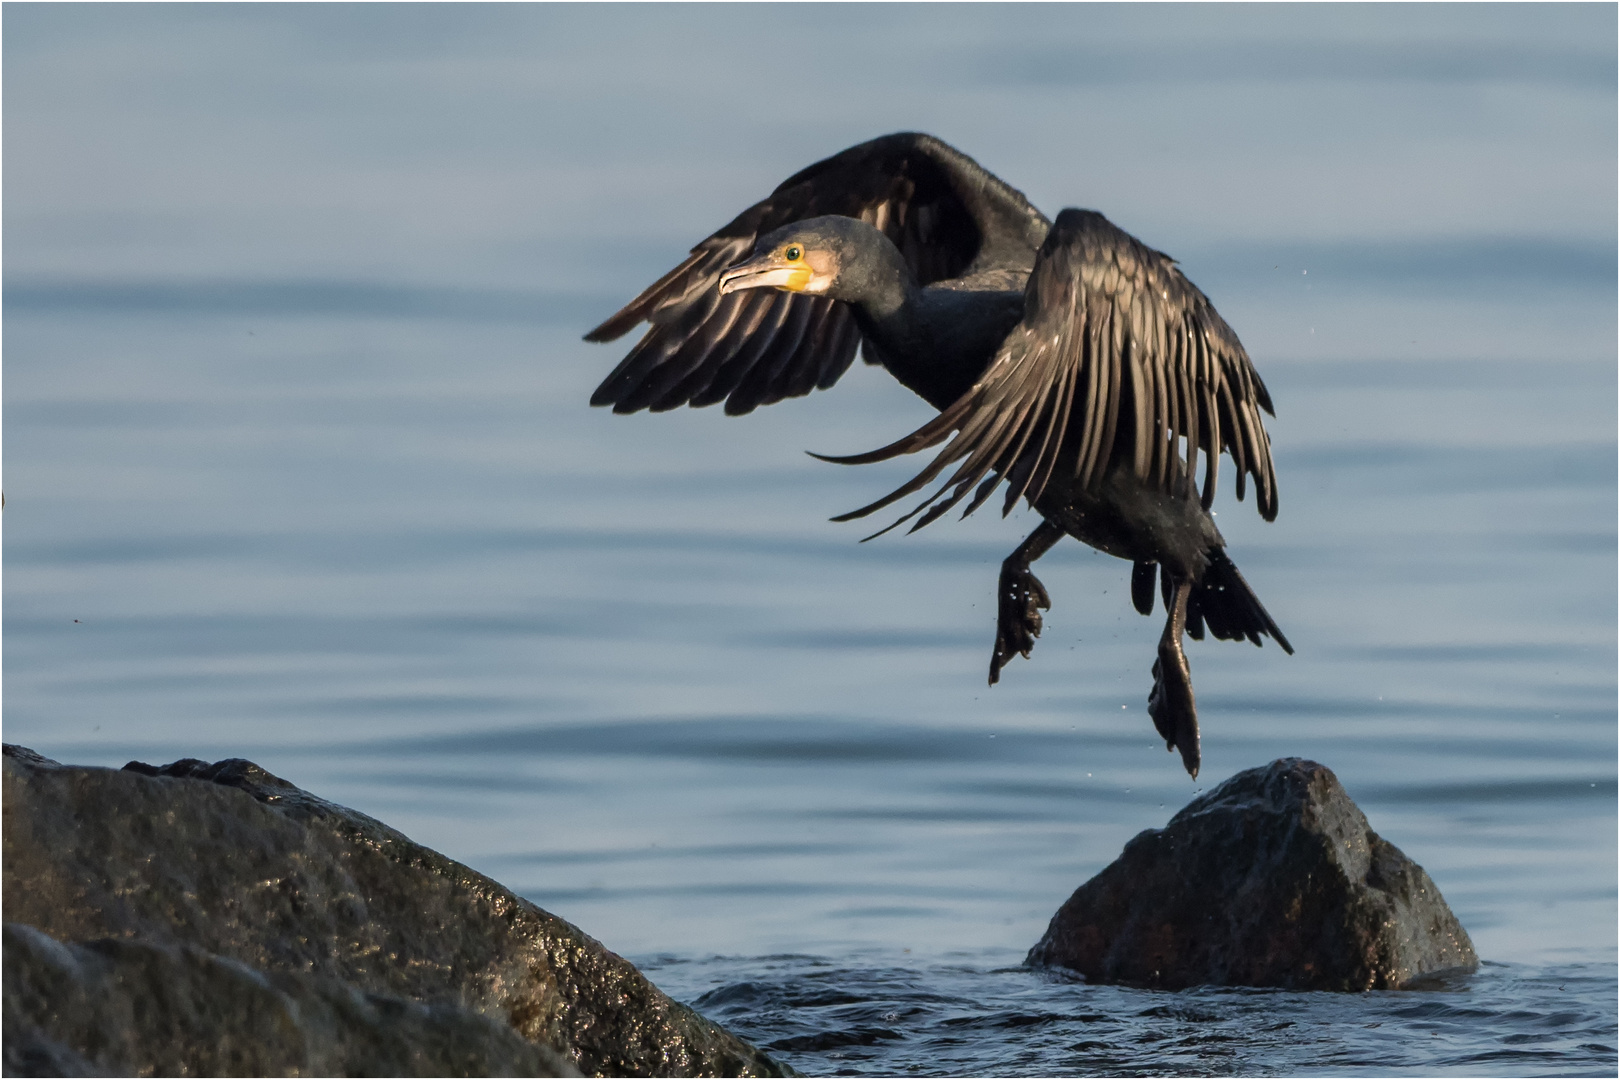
[{"x1": 586, "y1": 133, "x2": 1291, "y2": 777}]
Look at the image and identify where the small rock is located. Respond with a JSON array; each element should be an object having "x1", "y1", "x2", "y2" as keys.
[
  {"x1": 2, "y1": 744, "x2": 788, "y2": 1077},
  {"x1": 1027, "y1": 757, "x2": 1477, "y2": 990}
]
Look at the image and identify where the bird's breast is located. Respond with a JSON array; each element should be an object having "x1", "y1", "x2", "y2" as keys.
[{"x1": 1036, "y1": 463, "x2": 1222, "y2": 579}]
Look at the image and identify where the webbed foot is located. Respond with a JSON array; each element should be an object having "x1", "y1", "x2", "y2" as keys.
[
  {"x1": 988, "y1": 520, "x2": 1065, "y2": 686},
  {"x1": 991, "y1": 563, "x2": 1050, "y2": 685},
  {"x1": 1147, "y1": 578, "x2": 1200, "y2": 777}
]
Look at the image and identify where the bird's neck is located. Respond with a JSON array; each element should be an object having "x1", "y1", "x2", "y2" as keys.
[
  {"x1": 835, "y1": 238, "x2": 920, "y2": 338},
  {"x1": 830, "y1": 227, "x2": 1015, "y2": 409},
  {"x1": 847, "y1": 285, "x2": 1018, "y2": 411},
  {"x1": 832, "y1": 240, "x2": 944, "y2": 396}
]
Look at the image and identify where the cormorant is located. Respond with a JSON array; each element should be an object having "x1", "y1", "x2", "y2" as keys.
[{"x1": 586, "y1": 133, "x2": 1291, "y2": 777}]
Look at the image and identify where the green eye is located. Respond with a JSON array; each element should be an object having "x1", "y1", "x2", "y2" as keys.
[{"x1": 784, "y1": 245, "x2": 802, "y2": 261}]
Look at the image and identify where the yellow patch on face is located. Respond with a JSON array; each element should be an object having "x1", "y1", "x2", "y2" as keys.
[{"x1": 780, "y1": 265, "x2": 814, "y2": 292}]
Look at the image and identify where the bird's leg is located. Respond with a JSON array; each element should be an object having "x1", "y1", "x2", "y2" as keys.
[
  {"x1": 1148, "y1": 576, "x2": 1201, "y2": 777},
  {"x1": 989, "y1": 519, "x2": 1065, "y2": 685},
  {"x1": 1131, "y1": 560, "x2": 1157, "y2": 615}
]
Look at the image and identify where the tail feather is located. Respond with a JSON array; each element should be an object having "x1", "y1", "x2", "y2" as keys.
[{"x1": 1166, "y1": 549, "x2": 1293, "y2": 654}]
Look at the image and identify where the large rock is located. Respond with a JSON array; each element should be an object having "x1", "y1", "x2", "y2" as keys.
[
  {"x1": 1027, "y1": 757, "x2": 1477, "y2": 991},
  {"x1": 1, "y1": 745, "x2": 788, "y2": 1078},
  {"x1": 3, "y1": 923, "x2": 572, "y2": 1078}
]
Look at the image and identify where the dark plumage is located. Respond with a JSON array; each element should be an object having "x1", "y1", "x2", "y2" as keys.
[{"x1": 586, "y1": 133, "x2": 1292, "y2": 777}]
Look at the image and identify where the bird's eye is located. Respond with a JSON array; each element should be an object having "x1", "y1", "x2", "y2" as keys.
[{"x1": 784, "y1": 245, "x2": 802, "y2": 261}]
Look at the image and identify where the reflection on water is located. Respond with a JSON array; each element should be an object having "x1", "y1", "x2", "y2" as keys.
[{"x1": 4, "y1": 5, "x2": 1615, "y2": 1074}]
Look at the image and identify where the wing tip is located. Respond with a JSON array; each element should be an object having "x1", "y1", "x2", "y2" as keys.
[
  {"x1": 1260, "y1": 488, "x2": 1279, "y2": 522},
  {"x1": 808, "y1": 448, "x2": 894, "y2": 466},
  {"x1": 584, "y1": 309, "x2": 641, "y2": 343}
]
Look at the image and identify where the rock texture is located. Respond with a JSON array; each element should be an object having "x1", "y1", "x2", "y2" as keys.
[
  {"x1": 1027, "y1": 757, "x2": 1477, "y2": 991},
  {"x1": 3, "y1": 923, "x2": 572, "y2": 1078},
  {"x1": 2, "y1": 745, "x2": 788, "y2": 1078}
]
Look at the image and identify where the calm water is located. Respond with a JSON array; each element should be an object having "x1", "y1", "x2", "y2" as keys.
[{"x1": 5, "y1": 6, "x2": 1615, "y2": 1075}]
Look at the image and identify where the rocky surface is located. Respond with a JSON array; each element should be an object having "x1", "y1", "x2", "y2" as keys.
[
  {"x1": 3, "y1": 923, "x2": 573, "y2": 1078},
  {"x1": 1027, "y1": 757, "x2": 1478, "y2": 991},
  {"x1": 1, "y1": 745, "x2": 789, "y2": 1077}
]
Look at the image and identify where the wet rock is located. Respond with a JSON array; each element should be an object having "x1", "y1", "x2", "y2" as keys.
[
  {"x1": 1, "y1": 745, "x2": 788, "y2": 1077},
  {"x1": 1027, "y1": 757, "x2": 1477, "y2": 991},
  {"x1": 3, "y1": 923, "x2": 573, "y2": 1077}
]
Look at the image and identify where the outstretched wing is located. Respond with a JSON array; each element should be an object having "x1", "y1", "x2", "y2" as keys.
[
  {"x1": 586, "y1": 132, "x2": 1050, "y2": 416},
  {"x1": 821, "y1": 208, "x2": 1279, "y2": 533}
]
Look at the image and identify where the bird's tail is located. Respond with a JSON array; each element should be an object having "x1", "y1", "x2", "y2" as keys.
[{"x1": 1164, "y1": 548, "x2": 1293, "y2": 654}]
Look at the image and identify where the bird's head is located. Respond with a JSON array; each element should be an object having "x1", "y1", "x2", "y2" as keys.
[{"x1": 718, "y1": 216, "x2": 883, "y2": 299}]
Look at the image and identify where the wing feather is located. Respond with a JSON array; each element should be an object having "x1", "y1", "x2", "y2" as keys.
[
  {"x1": 725, "y1": 292, "x2": 818, "y2": 415},
  {"x1": 689, "y1": 293, "x2": 796, "y2": 409},
  {"x1": 1074, "y1": 312, "x2": 1107, "y2": 487},
  {"x1": 652, "y1": 291, "x2": 777, "y2": 410},
  {"x1": 822, "y1": 208, "x2": 1280, "y2": 531},
  {"x1": 1181, "y1": 324, "x2": 1200, "y2": 500},
  {"x1": 631, "y1": 290, "x2": 750, "y2": 413},
  {"x1": 1200, "y1": 359, "x2": 1222, "y2": 508},
  {"x1": 588, "y1": 132, "x2": 1049, "y2": 417},
  {"x1": 1096, "y1": 318, "x2": 1123, "y2": 488},
  {"x1": 1150, "y1": 311, "x2": 1172, "y2": 491},
  {"x1": 1021, "y1": 337, "x2": 1079, "y2": 511},
  {"x1": 816, "y1": 311, "x2": 862, "y2": 390}
]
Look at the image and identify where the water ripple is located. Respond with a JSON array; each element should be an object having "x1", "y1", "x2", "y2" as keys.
[{"x1": 648, "y1": 954, "x2": 1617, "y2": 1077}]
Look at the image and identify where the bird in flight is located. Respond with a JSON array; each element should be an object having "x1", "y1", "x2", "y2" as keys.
[{"x1": 586, "y1": 133, "x2": 1291, "y2": 777}]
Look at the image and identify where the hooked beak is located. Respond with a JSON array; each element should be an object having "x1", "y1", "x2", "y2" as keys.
[{"x1": 717, "y1": 253, "x2": 813, "y2": 296}]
